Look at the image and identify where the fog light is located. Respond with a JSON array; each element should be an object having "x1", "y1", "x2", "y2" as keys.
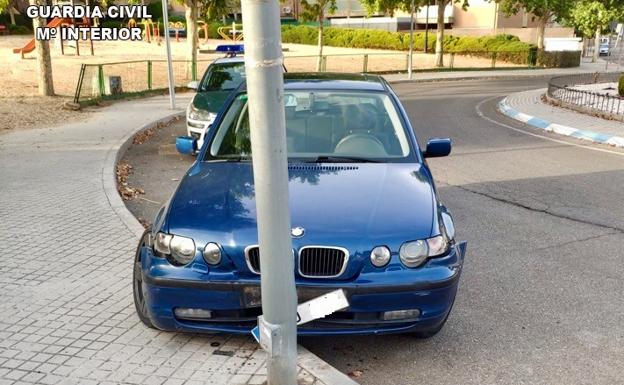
[
  {"x1": 188, "y1": 121, "x2": 204, "y2": 129},
  {"x1": 382, "y1": 309, "x2": 421, "y2": 321},
  {"x1": 174, "y1": 308, "x2": 212, "y2": 320}
]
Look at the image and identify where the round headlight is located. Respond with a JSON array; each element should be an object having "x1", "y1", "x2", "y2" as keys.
[
  {"x1": 399, "y1": 240, "x2": 429, "y2": 268},
  {"x1": 427, "y1": 235, "x2": 448, "y2": 257},
  {"x1": 169, "y1": 236, "x2": 196, "y2": 265},
  {"x1": 153, "y1": 232, "x2": 172, "y2": 255},
  {"x1": 370, "y1": 246, "x2": 391, "y2": 267},
  {"x1": 203, "y1": 242, "x2": 222, "y2": 265}
]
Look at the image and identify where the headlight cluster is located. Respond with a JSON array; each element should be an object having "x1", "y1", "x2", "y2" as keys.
[
  {"x1": 187, "y1": 104, "x2": 217, "y2": 122},
  {"x1": 153, "y1": 232, "x2": 221, "y2": 266},
  {"x1": 370, "y1": 210, "x2": 455, "y2": 269},
  {"x1": 399, "y1": 235, "x2": 448, "y2": 268}
]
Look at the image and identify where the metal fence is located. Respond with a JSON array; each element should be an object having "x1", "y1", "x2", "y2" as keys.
[
  {"x1": 547, "y1": 72, "x2": 624, "y2": 120},
  {"x1": 74, "y1": 50, "x2": 535, "y2": 104}
]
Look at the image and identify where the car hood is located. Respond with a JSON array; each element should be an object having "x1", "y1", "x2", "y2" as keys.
[
  {"x1": 168, "y1": 162, "x2": 436, "y2": 249},
  {"x1": 192, "y1": 91, "x2": 231, "y2": 113}
]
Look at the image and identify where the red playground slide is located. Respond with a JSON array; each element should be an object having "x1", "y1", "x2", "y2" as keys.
[{"x1": 13, "y1": 17, "x2": 62, "y2": 58}]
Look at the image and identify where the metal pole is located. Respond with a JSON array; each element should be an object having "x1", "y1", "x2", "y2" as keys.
[
  {"x1": 408, "y1": 0, "x2": 415, "y2": 80},
  {"x1": 241, "y1": 1, "x2": 297, "y2": 384},
  {"x1": 424, "y1": 3, "x2": 430, "y2": 53},
  {"x1": 161, "y1": 0, "x2": 176, "y2": 109}
]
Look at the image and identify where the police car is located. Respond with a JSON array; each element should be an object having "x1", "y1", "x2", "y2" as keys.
[{"x1": 186, "y1": 45, "x2": 246, "y2": 151}]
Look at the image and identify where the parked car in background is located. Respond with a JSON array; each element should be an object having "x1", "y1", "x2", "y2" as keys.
[
  {"x1": 186, "y1": 46, "x2": 246, "y2": 151},
  {"x1": 186, "y1": 45, "x2": 287, "y2": 152},
  {"x1": 599, "y1": 42, "x2": 610, "y2": 56},
  {"x1": 135, "y1": 73, "x2": 467, "y2": 337}
]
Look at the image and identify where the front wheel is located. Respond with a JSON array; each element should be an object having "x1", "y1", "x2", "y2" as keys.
[{"x1": 133, "y1": 229, "x2": 156, "y2": 329}]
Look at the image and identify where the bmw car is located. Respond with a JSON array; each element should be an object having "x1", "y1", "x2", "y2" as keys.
[{"x1": 134, "y1": 73, "x2": 467, "y2": 337}]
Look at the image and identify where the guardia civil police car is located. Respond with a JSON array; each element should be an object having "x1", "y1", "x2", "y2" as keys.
[{"x1": 186, "y1": 45, "x2": 246, "y2": 150}]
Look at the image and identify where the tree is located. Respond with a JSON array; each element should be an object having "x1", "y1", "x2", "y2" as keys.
[
  {"x1": 359, "y1": 0, "x2": 414, "y2": 16},
  {"x1": 494, "y1": 0, "x2": 573, "y2": 50},
  {"x1": 178, "y1": 0, "x2": 199, "y2": 77},
  {"x1": 29, "y1": 0, "x2": 54, "y2": 96},
  {"x1": 300, "y1": 0, "x2": 337, "y2": 71},
  {"x1": 203, "y1": 0, "x2": 234, "y2": 21},
  {"x1": 568, "y1": 0, "x2": 624, "y2": 62},
  {"x1": 0, "y1": 0, "x2": 20, "y2": 25},
  {"x1": 433, "y1": 0, "x2": 468, "y2": 67}
]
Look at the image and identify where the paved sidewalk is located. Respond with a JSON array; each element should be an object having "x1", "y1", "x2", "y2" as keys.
[
  {"x1": 384, "y1": 58, "x2": 618, "y2": 83},
  {"x1": 499, "y1": 88, "x2": 624, "y2": 147},
  {"x1": 0, "y1": 95, "x2": 355, "y2": 385}
]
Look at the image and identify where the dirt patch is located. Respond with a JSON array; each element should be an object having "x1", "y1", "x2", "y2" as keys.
[
  {"x1": 0, "y1": 94, "x2": 89, "y2": 132},
  {"x1": 116, "y1": 160, "x2": 145, "y2": 201},
  {"x1": 119, "y1": 117, "x2": 192, "y2": 227}
]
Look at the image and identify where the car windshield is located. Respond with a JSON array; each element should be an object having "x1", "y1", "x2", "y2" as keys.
[
  {"x1": 200, "y1": 62, "x2": 245, "y2": 92},
  {"x1": 205, "y1": 90, "x2": 413, "y2": 162}
]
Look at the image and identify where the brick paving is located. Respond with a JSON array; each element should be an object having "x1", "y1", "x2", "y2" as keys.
[
  {"x1": 0, "y1": 95, "x2": 334, "y2": 385},
  {"x1": 504, "y1": 88, "x2": 624, "y2": 137}
]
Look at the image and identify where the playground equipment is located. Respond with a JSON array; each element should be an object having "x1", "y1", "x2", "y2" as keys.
[
  {"x1": 197, "y1": 21, "x2": 209, "y2": 44},
  {"x1": 217, "y1": 22, "x2": 244, "y2": 41},
  {"x1": 168, "y1": 21, "x2": 185, "y2": 42},
  {"x1": 140, "y1": 19, "x2": 160, "y2": 45},
  {"x1": 13, "y1": 16, "x2": 94, "y2": 58}
]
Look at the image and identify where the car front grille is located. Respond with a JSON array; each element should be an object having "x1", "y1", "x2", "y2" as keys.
[
  {"x1": 298, "y1": 246, "x2": 348, "y2": 278},
  {"x1": 245, "y1": 246, "x2": 261, "y2": 274},
  {"x1": 244, "y1": 246, "x2": 349, "y2": 278}
]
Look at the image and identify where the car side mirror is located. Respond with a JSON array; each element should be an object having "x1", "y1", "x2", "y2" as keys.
[
  {"x1": 176, "y1": 136, "x2": 197, "y2": 155},
  {"x1": 187, "y1": 81, "x2": 199, "y2": 90},
  {"x1": 424, "y1": 138, "x2": 452, "y2": 158}
]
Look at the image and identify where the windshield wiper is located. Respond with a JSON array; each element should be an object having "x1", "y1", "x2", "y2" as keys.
[{"x1": 310, "y1": 155, "x2": 380, "y2": 163}]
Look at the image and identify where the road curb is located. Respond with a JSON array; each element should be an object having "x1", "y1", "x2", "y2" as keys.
[
  {"x1": 103, "y1": 112, "x2": 359, "y2": 385},
  {"x1": 386, "y1": 72, "x2": 549, "y2": 84},
  {"x1": 102, "y1": 111, "x2": 184, "y2": 239},
  {"x1": 298, "y1": 347, "x2": 359, "y2": 385},
  {"x1": 497, "y1": 96, "x2": 624, "y2": 148}
]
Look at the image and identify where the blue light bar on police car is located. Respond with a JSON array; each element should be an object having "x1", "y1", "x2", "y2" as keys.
[{"x1": 215, "y1": 44, "x2": 244, "y2": 54}]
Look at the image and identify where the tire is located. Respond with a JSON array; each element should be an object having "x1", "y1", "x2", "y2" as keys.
[{"x1": 133, "y1": 229, "x2": 156, "y2": 329}]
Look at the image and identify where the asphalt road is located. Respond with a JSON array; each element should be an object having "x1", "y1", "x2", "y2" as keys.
[
  {"x1": 303, "y1": 78, "x2": 624, "y2": 385},
  {"x1": 123, "y1": 77, "x2": 624, "y2": 385}
]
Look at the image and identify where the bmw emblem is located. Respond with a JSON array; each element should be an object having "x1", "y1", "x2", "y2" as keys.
[{"x1": 291, "y1": 227, "x2": 305, "y2": 238}]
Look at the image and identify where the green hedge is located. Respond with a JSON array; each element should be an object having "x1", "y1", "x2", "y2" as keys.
[
  {"x1": 619, "y1": 76, "x2": 624, "y2": 97},
  {"x1": 280, "y1": 25, "x2": 536, "y2": 64},
  {"x1": 536, "y1": 50, "x2": 581, "y2": 68}
]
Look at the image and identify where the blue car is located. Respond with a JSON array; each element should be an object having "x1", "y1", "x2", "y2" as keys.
[{"x1": 133, "y1": 73, "x2": 467, "y2": 337}]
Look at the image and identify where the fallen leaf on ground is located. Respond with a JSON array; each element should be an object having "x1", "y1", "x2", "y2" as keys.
[{"x1": 348, "y1": 370, "x2": 363, "y2": 378}]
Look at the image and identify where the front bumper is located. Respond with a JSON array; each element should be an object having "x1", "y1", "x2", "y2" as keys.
[
  {"x1": 186, "y1": 117, "x2": 214, "y2": 151},
  {"x1": 142, "y1": 242, "x2": 466, "y2": 336}
]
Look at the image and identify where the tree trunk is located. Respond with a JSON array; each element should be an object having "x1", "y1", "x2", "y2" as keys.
[
  {"x1": 536, "y1": 17, "x2": 546, "y2": 50},
  {"x1": 185, "y1": 0, "x2": 198, "y2": 79},
  {"x1": 30, "y1": 0, "x2": 54, "y2": 96},
  {"x1": 434, "y1": 0, "x2": 445, "y2": 67},
  {"x1": 593, "y1": 27, "x2": 601, "y2": 63},
  {"x1": 316, "y1": 12, "x2": 324, "y2": 71},
  {"x1": 9, "y1": 7, "x2": 16, "y2": 25}
]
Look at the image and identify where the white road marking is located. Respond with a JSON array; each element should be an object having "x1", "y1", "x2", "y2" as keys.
[{"x1": 475, "y1": 96, "x2": 624, "y2": 157}]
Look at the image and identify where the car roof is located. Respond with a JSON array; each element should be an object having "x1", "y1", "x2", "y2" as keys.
[
  {"x1": 238, "y1": 73, "x2": 387, "y2": 92},
  {"x1": 212, "y1": 56, "x2": 245, "y2": 65}
]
